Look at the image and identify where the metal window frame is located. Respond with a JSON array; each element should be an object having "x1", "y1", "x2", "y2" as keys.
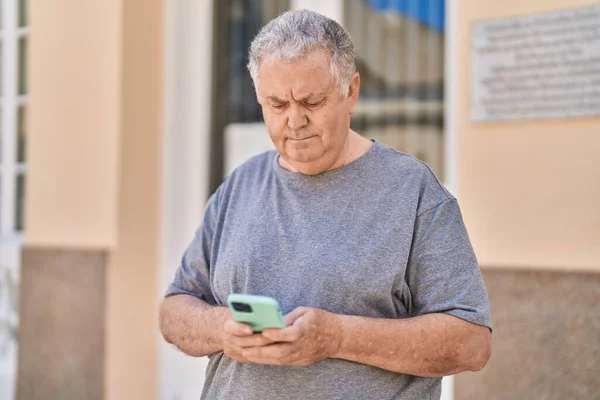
[
  {"x1": 209, "y1": 0, "x2": 231, "y2": 195},
  {"x1": 1, "y1": 0, "x2": 27, "y2": 238},
  {"x1": 0, "y1": 2, "x2": 27, "y2": 399}
]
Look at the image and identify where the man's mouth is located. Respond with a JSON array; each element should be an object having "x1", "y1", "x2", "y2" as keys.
[{"x1": 288, "y1": 135, "x2": 315, "y2": 141}]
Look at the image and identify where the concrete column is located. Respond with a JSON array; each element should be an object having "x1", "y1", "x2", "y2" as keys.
[{"x1": 104, "y1": 1, "x2": 163, "y2": 399}]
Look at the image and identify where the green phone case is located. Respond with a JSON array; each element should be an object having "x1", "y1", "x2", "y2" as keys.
[{"x1": 227, "y1": 294, "x2": 286, "y2": 333}]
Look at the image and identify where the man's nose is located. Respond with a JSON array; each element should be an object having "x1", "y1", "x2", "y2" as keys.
[{"x1": 287, "y1": 104, "x2": 308, "y2": 130}]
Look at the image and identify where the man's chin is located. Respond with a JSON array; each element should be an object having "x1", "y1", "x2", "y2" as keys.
[
  {"x1": 294, "y1": 165, "x2": 325, "y2": 175},
  {"x1": 287, "y1": 158, "x2": 330, "y2": 175}
]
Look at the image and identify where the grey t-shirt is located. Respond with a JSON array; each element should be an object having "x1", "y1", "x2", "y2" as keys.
[{"x1": 166, "y1": 140, "x2": 491, "y2": 400}]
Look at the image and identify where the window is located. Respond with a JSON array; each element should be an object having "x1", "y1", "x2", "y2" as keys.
[
  {"x1": 346, "y1": 0, "x2": 445, "y2": 179},
  {"x1": 211, "y1": 0, "x2": 446, "y2": 190},
  {"x1": 210, "y1": 0, "x2": 290, "y2": 192},
  {"x1": 0, "y1": 2, "x2": 28, "y2": 399}
]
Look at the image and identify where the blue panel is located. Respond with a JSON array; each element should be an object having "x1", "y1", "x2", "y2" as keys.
[{"x1": 365, "y1": 0, "x2": 445, "y2": 32}]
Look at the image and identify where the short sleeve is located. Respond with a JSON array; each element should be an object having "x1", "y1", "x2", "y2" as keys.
[
  {"x1": 164, "y1": 193, "x2": 219, "y2": 305},
  {"x1": 406, "y1": 199, "x2": 492, "y2": 330}
]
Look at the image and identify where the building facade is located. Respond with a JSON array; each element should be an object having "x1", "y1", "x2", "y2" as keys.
[{"x1": 1, "y1": 0, "x2": 598, "y2": 399}]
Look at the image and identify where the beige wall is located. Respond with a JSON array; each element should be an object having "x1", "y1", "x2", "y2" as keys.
[
  {"x1": 28, "y1": 1, "x2": 163, "y2": 399},
  {"x1": 27, "y1": 0, "x2": 122, "y2": 248},
  {"x1": 456, "y1": 0, "x2": 600, "y2": 271},
  {"x1": 104, "y1": 0, "x2": 163, "y2": 399}
]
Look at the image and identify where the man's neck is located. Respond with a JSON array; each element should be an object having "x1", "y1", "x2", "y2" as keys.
[
  {"x1": 279, "y1": 130, "x2": 373, "y2": 174},
  {"x1": 340, "y1": 130, "x2": 373, "y2": 168}
]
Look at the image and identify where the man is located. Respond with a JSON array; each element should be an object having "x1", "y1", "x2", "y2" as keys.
[{"x1": 160, "y1": 9, "x2": 491, "y2": 400}]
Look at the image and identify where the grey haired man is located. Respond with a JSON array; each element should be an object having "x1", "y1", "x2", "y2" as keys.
[{"x1": 160, "y1": 9, "x2": 492, "y2": 400}]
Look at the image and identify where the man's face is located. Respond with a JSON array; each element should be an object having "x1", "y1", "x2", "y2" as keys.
[{"x1": 256, "y1": 51, "x2": 359, "y2": 175}]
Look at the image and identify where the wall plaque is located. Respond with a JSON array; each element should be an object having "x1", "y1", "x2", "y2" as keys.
[{"x1": 471, "y1": 5, "x2": 600, "y2": 122}]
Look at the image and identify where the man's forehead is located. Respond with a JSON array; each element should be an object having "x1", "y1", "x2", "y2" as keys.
[
  {"x1": 256, "y1": 52, "x2": 334, "y2": 93},
  {"x1": 256, "y1": 68, "x2": 335, "y2": 100}
]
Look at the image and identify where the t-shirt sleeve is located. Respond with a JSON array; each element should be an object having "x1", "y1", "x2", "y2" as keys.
[
  {"x1": 164, "y1": 193, "x2": 219, "y2": 305},
  {"x1": 406, "y1": 198, "x2": 492, "y2": 330}
]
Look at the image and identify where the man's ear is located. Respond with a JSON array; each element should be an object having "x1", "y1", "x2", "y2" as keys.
[{"x1": 347, "y1": 72, "x2": 360, "y2": 114}]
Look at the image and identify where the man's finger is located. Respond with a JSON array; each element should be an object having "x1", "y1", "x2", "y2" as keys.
[
  {"x1": 242, "y1": 342, "x2": 294, "y2": 360},
  {"x1": 230, "y1": 333, "x2": 275, "y2": 348},
  {"x1": 223, "y1": 319, "x2": 253, "y2": 336},
  {"x1": 223, "y1": 342, "x2": 250, "y2": 363},
  {"x1": 262, "y1": 325, "x2": 301, "y2": 342}
]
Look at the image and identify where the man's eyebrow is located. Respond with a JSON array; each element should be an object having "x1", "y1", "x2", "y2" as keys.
[
  {"x1": 266, "y1": 92, "x2": 328, "y2": 103},
  {"x1": 266, "y1": 96, "x2": 286, "y2": 103},
  {"x1": 298, "y1": 92, "x2": 327, "y2": 102}
]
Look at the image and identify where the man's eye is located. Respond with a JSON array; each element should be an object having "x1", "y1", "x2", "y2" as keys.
[
  {"x1": 272, "y1": 103, "x2": 286, "y2": 109},
  {"x1": 306, "y1": 100, "x2": 324, "y2": 108}
]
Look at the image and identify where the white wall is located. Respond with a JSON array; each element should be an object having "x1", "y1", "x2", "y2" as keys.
[
  {"x1": 291, "y1": 0, "x2": 343, "y2": 22},
  {"x1": 440, "y1": 0, "x2": 459, "y2": 398},
  {"x1": 225, "y1": 123, "x2": 274, "y2": 176},
  {"x1": 160, "y1": 1, "x2": 213, "y2": 399}
]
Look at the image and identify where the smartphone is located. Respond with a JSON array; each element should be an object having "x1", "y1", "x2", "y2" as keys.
[{"x1": 227, "y1": 294, "x2": 286, "y2": 333}]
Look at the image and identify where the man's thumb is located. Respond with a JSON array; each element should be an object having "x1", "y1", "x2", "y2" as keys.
[{"x1": 284, "y1": 306, "x2": 308, "y2": 326}]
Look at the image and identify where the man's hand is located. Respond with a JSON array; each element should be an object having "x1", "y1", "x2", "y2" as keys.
[
  {"x1": 221, "y1": 313, "x2": 276, "y2": 363},
  {"x1": 241, "y1": 307, "x2": 343, "y2": 366}
]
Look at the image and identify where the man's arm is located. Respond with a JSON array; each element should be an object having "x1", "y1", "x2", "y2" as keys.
[
  {"x1": 334, "y1": 312, "x2": 491, "y2": 377},
  {"x1": 159, "y1": 294, "x2": 229, "y2": 357},
  {"x1": 246, "y1": 307, "x2": 491, "y2": 377},
  {"x1": 159, "y1": 294, "x2": 277, "y2": 358}
]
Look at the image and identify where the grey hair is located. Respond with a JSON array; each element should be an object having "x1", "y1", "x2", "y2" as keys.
[{"x1": 247, "y1": 10, "x2": 356, "y2": 96}]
